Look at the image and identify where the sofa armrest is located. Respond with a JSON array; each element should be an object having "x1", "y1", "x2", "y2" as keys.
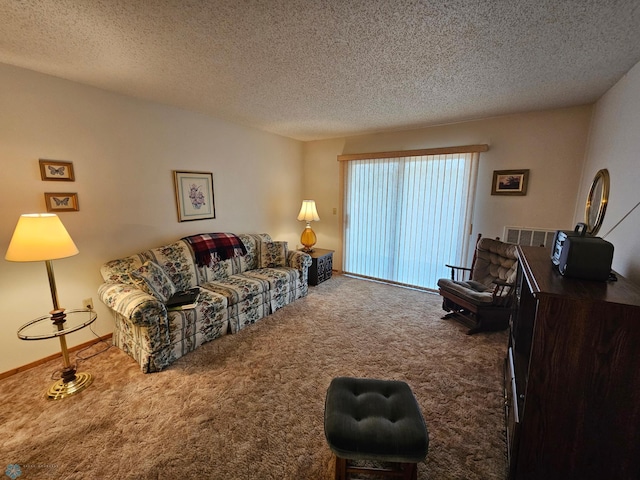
[
  {"x1": 98, "y1": 282, "x2": 168, "y2": 327},
  {"x1": 287, "y1": 250, "x2": 312, "y2": 270}
]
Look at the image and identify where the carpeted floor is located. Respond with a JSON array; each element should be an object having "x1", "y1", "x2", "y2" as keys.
[{"x1": 0, "y1": 274, "x2": 508, "y2": 479}]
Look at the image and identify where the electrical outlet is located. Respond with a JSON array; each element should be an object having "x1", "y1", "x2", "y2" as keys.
[{"x1": 83, "y1": 298, "x2": 94, "y2": 310}]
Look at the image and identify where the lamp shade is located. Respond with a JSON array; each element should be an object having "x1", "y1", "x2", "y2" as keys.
[
  {"x1": 297, "y1": 200, "x2": 320, "y2": 222},
  {"x1": 5, "y1": 213, "x2": 79, "y2": 262}
]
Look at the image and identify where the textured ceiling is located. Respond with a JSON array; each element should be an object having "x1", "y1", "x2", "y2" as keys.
[{"x1": 1, "y1": 0, "x2": 640, "y2": 141}]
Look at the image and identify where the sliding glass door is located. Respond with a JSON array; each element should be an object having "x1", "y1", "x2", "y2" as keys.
[{"x1": 342, "y1": 150, "x2": 479, "y2": 290}]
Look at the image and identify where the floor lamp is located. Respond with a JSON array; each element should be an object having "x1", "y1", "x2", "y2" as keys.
[{"x1": 5, "y1": 213, "x2": 93, "y2": 399}]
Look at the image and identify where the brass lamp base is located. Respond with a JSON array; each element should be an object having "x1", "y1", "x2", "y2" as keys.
[
  {"x1": 46, "y1": 372, "x2": 93, "y2": 401},
  {"x1": 300, "y1": 222, "x2": 317, "y2": 252},
  {"x1": 45, "y1": 308, "x2": 94, "y2": 401}
]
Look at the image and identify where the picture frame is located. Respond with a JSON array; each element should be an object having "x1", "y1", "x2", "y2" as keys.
[
  {"x1": 491, "y1": 169, "x2": 529, "y2": 196},
  {"x1": 44, "y1": 192, "x2": 79, "y2": 212},
  {"x1": 39, "y1": 159, "x2": 75, "y2": 181},
  {"x1": 173, "y1": 171, "x2": 216, "y2": 222}
]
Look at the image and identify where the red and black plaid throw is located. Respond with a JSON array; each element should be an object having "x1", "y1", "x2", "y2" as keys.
[{"x1": 183, "y1": 233, "x2": 247, "y2": 267}]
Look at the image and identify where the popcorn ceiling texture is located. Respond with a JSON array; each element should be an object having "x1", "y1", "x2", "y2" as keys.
[{"x1": 1, "y1": 0, "x2": 639, "y2": 140}]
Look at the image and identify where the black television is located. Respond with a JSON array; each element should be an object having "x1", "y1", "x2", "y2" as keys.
[{"x1": 551, "y1": 223, "x2": 613, "y2": 281}]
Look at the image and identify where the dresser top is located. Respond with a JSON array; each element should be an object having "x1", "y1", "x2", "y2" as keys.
[{"x1": 518, "y1": 245, "x2": 640, "y2": 308}]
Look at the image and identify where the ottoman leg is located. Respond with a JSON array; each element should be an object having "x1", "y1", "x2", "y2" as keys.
[
  {"x1": 335, "y1": 456, "x2": 346, "y2": 480},
  {"x1": 403, "y1": 462, "x2": 417, "y2": 480}
]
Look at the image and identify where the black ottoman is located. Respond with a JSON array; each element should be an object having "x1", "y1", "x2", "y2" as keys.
[{"x1": 324, "y1": 377, "x2": 429, "y2": 480}]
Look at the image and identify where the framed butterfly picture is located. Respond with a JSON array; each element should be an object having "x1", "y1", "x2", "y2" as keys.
[
  {"x1": 44, "y1": 192, "x2": 79, "y2": 212},
  {"x1": 39, "y1": 159, "x2": 75, "y2": 181}
]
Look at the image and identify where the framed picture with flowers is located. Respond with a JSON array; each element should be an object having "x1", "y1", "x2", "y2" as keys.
[{"x1": 173, "y1": 171, "x2": 215, "y2": 222}]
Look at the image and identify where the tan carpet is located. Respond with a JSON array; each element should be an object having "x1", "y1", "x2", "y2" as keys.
[{"x1": 0, "y1": 274, "x2": 508, "y2": 479}]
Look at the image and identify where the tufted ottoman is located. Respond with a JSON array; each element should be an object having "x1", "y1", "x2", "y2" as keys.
[{"x1": 324, "y1": 377, "x2": 429, "y2": 480}]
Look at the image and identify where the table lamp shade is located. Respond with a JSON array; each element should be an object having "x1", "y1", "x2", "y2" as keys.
[
  {"x1": 5, "y1": 214, "x2": 79, "y2": 262},
  {"x1": 297, "y1": 200, "x2": 320, "y2": 222}
]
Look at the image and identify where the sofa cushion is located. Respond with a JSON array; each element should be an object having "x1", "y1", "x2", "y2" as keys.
[
  {"x1": 131, "y1": 260, "x2": 177, "y2": 302},
  {"x1": 259, "y1": 241, "x2": 288, "y2": 268},
  {"x1": 237, "y1": 233, "x2": 272, "y2": 273},
  {"x1": 244, "y1": 267, "x2": 299, "y2": 288},
  {"x1": 100, "y1": 239, "x2": 198, "y2": 292},
  {"x1": 145, "y1": 240, "x2": 199, "y2": 291},
  {"x1": 201, "y1": 274, "x2": 269, "y2": 305},
  {"x1": 244, "y1": 267, "x2": 300, "y2": 314}
]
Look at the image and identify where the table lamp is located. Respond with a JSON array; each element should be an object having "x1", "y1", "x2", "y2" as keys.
[
  {"x1": 6, "y1": 213, "x2": 93, "y2": 399},
  {"x1": 297, "y1": 200, "x2": 320, "y2": 252}
]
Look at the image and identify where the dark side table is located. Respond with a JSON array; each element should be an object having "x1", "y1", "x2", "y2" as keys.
[{"x1": 306, "y1": 248, "x2": 334, "y2": 286}]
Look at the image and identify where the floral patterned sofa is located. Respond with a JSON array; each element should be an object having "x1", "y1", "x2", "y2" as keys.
[{"x1": 98, "y1": 233, "x2": 312, "y2": 373}]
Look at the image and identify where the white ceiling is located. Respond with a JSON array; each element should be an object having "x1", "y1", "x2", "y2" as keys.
[{"x1": 1, "y1": 1, "x2": 640, "y2": 141}]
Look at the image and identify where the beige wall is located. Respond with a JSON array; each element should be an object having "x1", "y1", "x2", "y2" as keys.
[
  {"x1": 4, "y1": 57, "x2": 639, "y2": 375},
  {"x1": 303, "y1": 106, "x2": 593, "y2": 269},
  {"x1": 574, "y1": 60, "x2": 640, "y2": 283},
  {"x1": 0, "y1": 63, "x2": 303, "y2": 374}
]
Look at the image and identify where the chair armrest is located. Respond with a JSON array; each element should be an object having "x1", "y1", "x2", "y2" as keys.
[
  {"x1": 491, "y1": 280, "x2": 516, "y2": 304},
  {"x1": 444, "y1": 264, "x2": 472, "y2": 281},
  {"x1": 98, "y1": 283, "x2": 168, "y2": 327},
  {"x1": 445, "y1": 264, "x2": 471, "y2": 270}
]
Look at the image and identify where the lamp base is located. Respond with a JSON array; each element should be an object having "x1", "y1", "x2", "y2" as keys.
[
  {"x1": 46, "y1": 372, "x2": 93, "y2": 401},
  {"x1": 300, "y1": 223, "x2": 317, "y2": 253}
]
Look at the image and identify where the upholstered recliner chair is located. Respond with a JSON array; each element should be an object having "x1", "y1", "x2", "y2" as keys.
[{"x1": 437, "y1": 235, "x2": 518, "y2": 335}]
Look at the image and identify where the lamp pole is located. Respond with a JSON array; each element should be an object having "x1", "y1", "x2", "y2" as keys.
[{"x1": 45, "y1": 259, "x2": 78, "y2": 387}]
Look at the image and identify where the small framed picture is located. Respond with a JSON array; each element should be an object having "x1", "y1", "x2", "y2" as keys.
[
  {"x1": 491, "y1": 169, "x2": 530, "y2": 196},
  {"x1": 173, "y1": 171, "x2": 216, "y2": 222},
  {"x1": 44, "y1": 192, "x2": 79, "y2": 212},
  {"x1": 39, "y1": 159, "x2": 75, "y2": 181}
]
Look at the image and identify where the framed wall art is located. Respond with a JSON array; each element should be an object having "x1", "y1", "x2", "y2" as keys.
[
  {"x1": 491, "y1": 169, "x2": 530, "y2": 196},
  {"x1": 39, "y1": 159, "x2": 75, "y2": 181},
  {"x1": 44, "y1": 192, "x2": 79, "y2": 212},
  {"x1": 173, "y1": 171, "x2": 215, "y2": 222}
]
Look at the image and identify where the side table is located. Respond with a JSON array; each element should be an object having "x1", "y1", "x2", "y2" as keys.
[
  {"x1": 306, "y1": 248, "x2": 334, "y2": 286},
  {"x1": 18, "y1": 308, "x2": 97, "y2": 400}
]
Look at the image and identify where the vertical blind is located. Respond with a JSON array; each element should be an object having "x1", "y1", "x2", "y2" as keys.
[{"x1": 341, "y1": 147, "x2": 483, "y2": 290}]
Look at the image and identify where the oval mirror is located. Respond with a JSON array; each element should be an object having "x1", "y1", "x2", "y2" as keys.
[{"x1": 584, "y1": 169, "x2": 610, "y2": 236}]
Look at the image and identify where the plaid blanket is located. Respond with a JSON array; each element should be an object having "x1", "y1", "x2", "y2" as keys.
[{"x1": 183, "y1": 233, "x2": 247, "y2": 267}]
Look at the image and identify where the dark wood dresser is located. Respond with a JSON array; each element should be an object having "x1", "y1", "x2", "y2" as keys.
[
  {"x1": 307, "y1": 248, "x2": 334, "y2": 286},
  {"x1": 505, "y1": 245, "x2": 640, "y2": 479}
]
